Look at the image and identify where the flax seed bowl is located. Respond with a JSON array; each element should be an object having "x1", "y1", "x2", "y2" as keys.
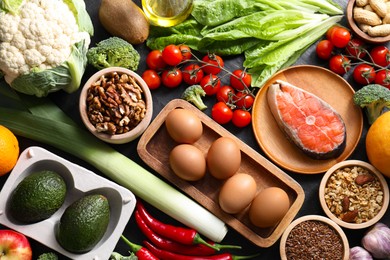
[
  {"x1": 319, "y1": 160, "x2": 389, "y2": 229},
  {"x1": 347, "y1": 0, "x2": 390, "y2": 44},
  {"x1": 280, "y1": 215, "x2": 350, "y2": 260},
  {"x1": 79, "y1": 67, "x2": 153, "y2": 144}
]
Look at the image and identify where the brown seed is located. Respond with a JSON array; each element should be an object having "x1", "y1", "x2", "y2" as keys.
[
  {"x1": 342, "y1": 209, "x2": 359, "y2": 223},
  {"x1": 355, "y1": 174, "x2": 375, "y2": 185},
  {"x1": 342, "y1": 196, "x2": 350, "y2": 212}
]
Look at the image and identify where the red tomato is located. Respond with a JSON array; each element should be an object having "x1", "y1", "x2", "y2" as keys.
[
  {"x1": 202, "y1": 54, "x2": 224, "y2": 75},
  {"x1": 230, "y1": 69, "x2": 251, "y2": 90},
  {"x1": 200, "y1": 74, "x2": 221, "y2": 96},
  {"x1": 146, "y1": 50, "x2": 167, "y2": 70},
  {"x1": 326, "y1": 26, "x2": 337, "y2": 40},
  {"x1": 162, "y1": 44, "x2": 183, "y2": 66},
  {"x1": 374, "y1": 70, "x2": 390, "y2": 89},
  {"x1": 182, "y1": 64, "x2": 204, "y2": 85},
  {"x1": 179, "y1": 44, "x2": 192, "y2": 60},
  {"x1": 234, "y1": 91, "x2": 254, "y2": 109},
  {"x1": 353, "y1": 64, "x2": 376, "y2": 85},
  {"x1": 346, "y1": 38, "x2": 367, "y2": 59},
  {"x1": 211, "y1": 102, "x2": 233, "y2": 124},
  {"x1": 216, "y1": 85, "x2": 235, "y2": 103},
  {"x1": 161, "y1": 68, "x2": 182, "y2": 88},
  {"x1": 370, "y1": 46, "x2": 390, "y2": 67},
  {"x1": 142, "y1": 69, "x2": 161, "y2": 90},
  {"x1": 329, "y1": 55, "x2": 351, "y2": 75},
  {"x1": 327, "y1": 26, "x2": 351, "y2": 48},
  {"x1": 316, "y1": 39, "x2": 334, "y2": 60},
  {"x1": 232, "y1": 109, "x2": 251, "y2": 128}
]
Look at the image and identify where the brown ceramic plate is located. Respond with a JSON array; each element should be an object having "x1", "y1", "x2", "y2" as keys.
[
  {"x1": 137, "y1": 99, "x2": 305, "y2": 248},
  {"x1": 252, "y1": 65, "x2": 363, "y2": 174}
]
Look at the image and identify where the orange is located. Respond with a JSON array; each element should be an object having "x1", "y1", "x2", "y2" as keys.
[
  {"x1": 0, "y1": 125, "x2": 19, "y2": 176},
  {"x1": 366, "y1": 111, "x2": 390, "y2": 177}
]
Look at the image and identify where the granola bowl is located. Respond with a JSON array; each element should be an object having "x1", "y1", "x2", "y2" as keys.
[
  {"x1": 319, "y1": 160, "x2": 389, "y2": 229},
  {"x1": 79, "y1": 67, "x2": 153, "y2": 144},
  {"x1": 280, "y1": 215, "x2": 350, "y2": 260}
]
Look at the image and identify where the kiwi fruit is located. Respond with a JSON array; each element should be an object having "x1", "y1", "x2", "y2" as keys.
[{"x1": 99, "y1": 0, "x2": 150, "y2": 45}]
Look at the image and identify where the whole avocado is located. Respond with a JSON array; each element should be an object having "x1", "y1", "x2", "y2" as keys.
[
  {"x1": 8, "y1": 170, "x2": 67, "y2": 223},
  {"x1": 56, "y1": 194, "x2": 110, "y2": 253}
]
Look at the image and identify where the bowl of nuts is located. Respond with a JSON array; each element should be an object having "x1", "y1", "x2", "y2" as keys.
[
  {"x1": 79, "y1": 67, "x2": 153, "y2": 144},
  {"x1": 280, "y1": 215, "x2": 350, "y2": 260},
  {"x1": 319, "y1": 160, "x2": 389, "y2": 229},
  {"x1": 347, "y1": 0, "x2": 390, "y2": 44}
]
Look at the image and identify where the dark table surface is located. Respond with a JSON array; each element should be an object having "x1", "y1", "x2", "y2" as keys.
[{"x1": 1, "y1": 0, "x2": 390, "y2": 259}]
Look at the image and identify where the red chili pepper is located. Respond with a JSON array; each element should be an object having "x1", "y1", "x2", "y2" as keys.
[
  {"x1": 136, "y1": 201, "x2": 219, "y2": 250},
  {"x1": 135, "y1": 210, "x2": 241, "y2": 256},
  {"x1": 143, "y1": 240, "x2": 260, "y2": 260},
  {"x1": 120, "y1": 235, "x2": 159, "y2": 260}
]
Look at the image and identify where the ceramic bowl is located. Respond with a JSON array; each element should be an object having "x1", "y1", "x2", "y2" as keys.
[
  {"x1": 346, "y1": 0, "x2": 390, "y2": 44},
  {"x1": 319, "y1": 160, "x2": 389, "y2": 229},
  {"x1": 280, "y1": 215, "x2": 350, "y2": 260},
  {"x1": 79, "y1": 67, "x2": 153, "y2": 144}
]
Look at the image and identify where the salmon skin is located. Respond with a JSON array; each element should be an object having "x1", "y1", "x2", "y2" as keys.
[{"x1": 267, "y1": 80, "x2": 346, "y2": 160}]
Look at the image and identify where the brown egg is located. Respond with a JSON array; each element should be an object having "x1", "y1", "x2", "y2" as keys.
[
  {"x1": 249, "y1": 187, "x2": 290, "y2": 228},
  {"x1": 207, "y1": 137, "x2": 241, "y2": 180},
  {"x1": 218, "y1": 173, "x2": 257, "y2": 214},
  {"x1": 169, "y1": 144, "x2": 206, "y2": 181},
  {"x1": 165, "y1": 108, "x2": 203, "y2": 144}
]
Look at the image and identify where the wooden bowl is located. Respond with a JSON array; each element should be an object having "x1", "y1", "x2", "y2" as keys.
[
  {"x1": 347, "y1": 0, "x2": 390, "y2": 44},
  {"x1": 280, "y1": 215, "x2": 350, "y2": 260},
  {"x1": 137, "y1": 99, "x2": 305, "y2": 248},
  {"x1": 319, "y1": 160, "x2": 389, "y2": 229},
  {"x1": 79, "y1": 67, "x2": 153, "y2": 144}
]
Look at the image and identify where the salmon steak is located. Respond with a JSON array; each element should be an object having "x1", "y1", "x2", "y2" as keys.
[{"x1": 267, "y1": 80, "x2": 346, "y2": 160}]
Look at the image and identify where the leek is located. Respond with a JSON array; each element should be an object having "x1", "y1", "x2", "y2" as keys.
[{"x1": 0, "y1": 95, "x2": 228, "y2": 242}]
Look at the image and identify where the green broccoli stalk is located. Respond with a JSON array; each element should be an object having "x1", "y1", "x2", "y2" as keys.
[
  {"x1": 87, "y1": 37, "x2": 140, "y2": 71},
  {"x1": 182, "y1": 85, "x2": 207, "y2": 110},
  {"x1": 353, "y1": 84, "x2": 390, "y2": 125},
  {"x1": 37, "y1": 252, "x2": 58, "y2": 260}
]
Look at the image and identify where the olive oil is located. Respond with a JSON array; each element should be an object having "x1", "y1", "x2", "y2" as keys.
[{"x1": 142, "y1": 0, "x2": 193, "y2": 27}]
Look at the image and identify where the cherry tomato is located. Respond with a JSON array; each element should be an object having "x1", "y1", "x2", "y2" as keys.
[
  {"x1": 200, "y1": 74, "x2": 221, "y2": 96},
  {"x1": 316, "y1": 39, "x2": 334, "y2": 60},
  {"x1": 329, "y1": 55, "x2": 351, "y2": 75},
  {"x1": 346, "y1": 38, "x2": 367, "y2": 59},
  {"x1": 230, "y1": 69, "x2": 251, "y2": 90},
  {"x1": 374, "y1": 70, "x2": 390, "y2": 89},
  {"x1": 202, "y1": 54, "x2": 224, "y2": 75},
  {"x1": 370, "y1": 46, "x2": 390, "y2": 67},
  {"x1": 142, "y1": 69, "x2": 161, "y2": 90},
  {"x1": 353, "y1": 64, "x2": 376, "y2": 85},
  {"x1": 327, "y1": 26, "x2": 351, "y2": 48},
  {"x1": 182, "y1": 64, "x2": 204, "y2": 85},
  {"x1": 234, "y1": 91, "x2": 254, "y2": 109},
  {"x1": 211, "y1": 102, "x2": 233, "y2": 124},
  {"x1": 216, "y1": 85, "x2": 235, "y2": 103},
  {"x1": 326, "y1": 26, "x2": 338, "y2": 40},
  {"x1": 179, "y1": 44, "x2": 192, "y2": 60},
  {"x1": 162, "y1": 44, "x2": 183, "y2": 66},
  {"x1": 146, "y1": 50, "x2": 167, "y2": 70},
  {"x1": 232, "y1": 109, "x2": 251, "y2": 128},
  {"x1": 161, "y1": 68, "x2": 182, "y2": 88}
]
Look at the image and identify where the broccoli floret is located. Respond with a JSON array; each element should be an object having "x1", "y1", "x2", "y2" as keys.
[
  {"x1": 37, "y1": 252, "x2": 58, "y2": 260},
  {"x1": 87, "y1": 37, "x2": 140, "y2": 71},
  {"x1": 353, "y1": 84, "x2": 390, "y2": 124},
  {"x1": 182, "y1": 85, "x2": 207, "y2": 110}
]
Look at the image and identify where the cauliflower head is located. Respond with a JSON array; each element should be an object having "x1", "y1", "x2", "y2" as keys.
[{"x1": 0, "y1": 0, "x2": 93, "y2": 97}]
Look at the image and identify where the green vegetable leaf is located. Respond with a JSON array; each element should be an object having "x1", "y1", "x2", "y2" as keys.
[
  {"x1": 10, "y1": 39, "x2": 89, "y2": 97},
  {"x1": 0, "y1": 0, "x2": 24, "y2": 14},
  {"x1": 63, "y1": 0, "x2": 94, "y2": 35}
]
